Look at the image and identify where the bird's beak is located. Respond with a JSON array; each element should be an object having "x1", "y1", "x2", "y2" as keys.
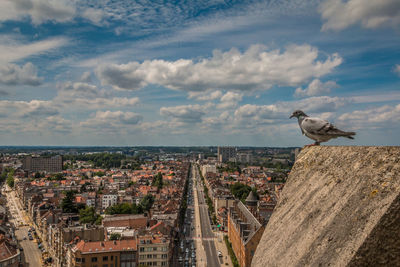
[{"x1": 289, "y1": 114, "x2": 294, "y2": 118}]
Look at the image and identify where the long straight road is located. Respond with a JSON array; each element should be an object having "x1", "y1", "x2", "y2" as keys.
[
  {"x1": 3, "y1": 185, "x2": 42, "y2": 267},
  {"x1": 192, "y1": 165, "x2": 220, "y2": 267}
]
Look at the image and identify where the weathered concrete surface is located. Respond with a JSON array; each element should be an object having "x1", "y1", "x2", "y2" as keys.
[{"x1": 252, "y1": 146, "x2": 400, "y2": 267}]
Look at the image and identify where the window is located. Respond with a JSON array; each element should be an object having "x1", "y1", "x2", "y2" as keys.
[
  {"x1": 139, "y1": 255, "x2": 145, "y2": 260},
  {"x1": 161, "y1": 262, "x2": 167, "y2": 266},
  {"x1": 153, "y1": 254, "x2": 157, "y2": 259},
  {"x1": 162, "y1": 254, "x2": 167, "y2": 259},
  {"x1": 110, "y1": 256, "x2": 113, "y2": 260},
  {"x1": 92, "y1": 257, "x2": 98, "y2": 262},
  {"x1": 76, "y1": 258, "x2": 82, "y2": 262},
  {"x1": 140, "y1": 247, "x2": 145, "y2": 252},
  {"x1": 103, "y1": 265, "x2": 108, "y2": 267},
  {"x1": 103, "y1": 256, "x2": 108, "y2": 261},
  {"x1": 147, "y1": 254, "x2": 152, "y2": 259},
  {"x1": 153, "y1": 247, "x2": 157, "y2": 251}
]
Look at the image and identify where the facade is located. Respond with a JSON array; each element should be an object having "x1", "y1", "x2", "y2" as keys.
[
  {"x1": 137, "y1": 234, "x2": 170, "y2": 267},
  {"x1": 228, "y1": 200, "x2": 265, "y2": 267},
  {"x1": 23, "y1": 155, "x2": 63, "y2": 173},
  {"x1": 102, "y1": 195, "x2": 118, "y2": 210},
  {"x1": 201, "y1": 164, "x2": 217, "y2": 177},
  {"x1": 217, "y1": 146, "x2": 237, "y2": 163},
  {"x1": 237, "y1": 153, "x2": 253, "y2": 164},
  {"x1": 70, "y1": 239, "x2": 137, "y2": 267}
]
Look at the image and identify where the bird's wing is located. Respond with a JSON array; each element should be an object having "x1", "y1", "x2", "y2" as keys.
[{"x1": 301, "y1": 117, "x2": 333, "y2": 135}]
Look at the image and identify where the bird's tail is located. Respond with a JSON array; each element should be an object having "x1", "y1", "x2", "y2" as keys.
[{"x1": 329, "y1": 129, "x2": 356, "y2": 139}]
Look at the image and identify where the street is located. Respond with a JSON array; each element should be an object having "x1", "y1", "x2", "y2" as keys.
[
  {"x1": 3, "y1": 185, "x2": 42, "y2": 267},
  {"x1": 192, "y1": 165, "x2": 221, "y2": 267}
]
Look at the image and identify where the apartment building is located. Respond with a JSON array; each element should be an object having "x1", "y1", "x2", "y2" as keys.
[
  {"x1": 23, "y1": 155, "x2": 63, "y2": 173},
  {"x1": 217, "y1": 147, "x2": 237, "y2": 163},
  {"x1": 228, "y1": 195, "x2": 265, "y2": 267},
  {"x1": 70, "y1": 239, "x2": 137, "y2": 267},
  {"x1": 102, "y1": 194, "x2": 118, "y2": 210},
  {"x1": 137, "y1": 234, "x2": 170, "y2": 267}
]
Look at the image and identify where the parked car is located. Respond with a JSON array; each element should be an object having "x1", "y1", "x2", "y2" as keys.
[{"x1": 218, "y1": 251, "x2": 222, "y2": 257}]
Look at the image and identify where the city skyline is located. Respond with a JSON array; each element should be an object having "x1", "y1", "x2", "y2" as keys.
[{"x1": 1, "y1": 0, "x2": 400, "y2": 146}]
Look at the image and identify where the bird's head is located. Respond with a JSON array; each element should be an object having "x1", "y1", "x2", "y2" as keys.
[{"x1": 290, "y1": 110, "x2": 307, "y2": 119}]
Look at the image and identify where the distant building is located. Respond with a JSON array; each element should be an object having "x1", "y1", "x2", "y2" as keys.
[
  {"x1": 237, "y1": 153, "x2": 252, "y2": 164},
  {"x1": 23, "y1": 155, "x2": 63, "y2": 173},
  {"x1": 228, "y1": 195, "x2": 265, "y2": 267},
  {"x1": 217, "y1": 147, "x2": 237, "y2": 163},
  {"x1": 102, "y1": 194, "x2": 118, "y2": 210},
  {"x1": 201, "y1": 164, "x2": 217, "y2": 177}
]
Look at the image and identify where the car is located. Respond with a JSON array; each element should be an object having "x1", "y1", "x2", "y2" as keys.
[
  {"x1": 191, "y1": 252, "x2": 195, "y2": 258},
  {"x1": 23, "y1": 237, "x2": 27, "y2": 240},
  {"x1": 185, "y1": 248, "x2": 189, "y2": 253},
  {"x1": 218, "y1": 251, "x2": 222, "y2": 257},
  {"x1": 178, "y1": 257, "x2": 183, "y2": 262},
  {"x1": 29, "y1": 236, "x2": 33, "y2": 240}
]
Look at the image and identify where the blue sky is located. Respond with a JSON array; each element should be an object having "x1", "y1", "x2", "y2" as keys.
[{"x1": 0, "y1": 0, "x2": 399, "y2": 146}]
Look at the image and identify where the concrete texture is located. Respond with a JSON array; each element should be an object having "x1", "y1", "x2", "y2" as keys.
[{"x1": 252, "y1": 146, "x2": 400, "y2": 267}]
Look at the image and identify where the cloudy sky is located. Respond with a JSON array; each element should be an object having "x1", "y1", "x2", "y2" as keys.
[{"x1": 1, "y1": 0, "x2": 399, "y2": 146}]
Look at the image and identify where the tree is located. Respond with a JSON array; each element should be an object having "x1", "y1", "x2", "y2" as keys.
[
  {"x1": 6, "y1": 174, "x2": 14, "y2": 188},
  {"x1": 230, "y1": 182, "x2": 258, "y2": 203},
  {"x1": 140, "y1": 194, "x2": 155, "y2": 212},
  {"x1": 152, "y1": 172, "x2": 163, "y2": 190},
  {"x1": 79, "y1": 206, "x2": 101, "y2": 225},
  {"x1": 109, "y1": 233, "x2": 121, "y2": 240},
  {"x1": 61, "y1": 191, "x2": 78, "y2": 213}
]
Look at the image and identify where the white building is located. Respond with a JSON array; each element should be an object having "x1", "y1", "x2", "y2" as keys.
[
  {"x1": 102, "y1": 194, "x2": 118, "y2": 210},
  {"x1": 201, "y1": 164, "x2": 217, "y2": 177}
]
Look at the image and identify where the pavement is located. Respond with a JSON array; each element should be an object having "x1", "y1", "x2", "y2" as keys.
[{"x1": 3, "y1": 185, "x2": 42, "y2": 267}]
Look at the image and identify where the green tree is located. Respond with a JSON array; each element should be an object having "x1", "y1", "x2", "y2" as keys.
[
  {"x1": 151, "y1": 172, "x2": 163, "y2": 190},
  {"x1": 61, "y1": 191, "x2": 78, "y2": 213},
  {"x1": 109, "y1": 233, "x2": 121, "y2": 240},
  {"x1": 230, "y1": 182, "x2": 258, "y2": 203},
  {"x1": 79, "y1": 206, "x2": 101, "y2": 224},
  {"x1": 140, "y1": 194, "x2": 155, "y2": 212},
  {"x1": 6, "y1": 174, "x2": 14, "y2": 188}
]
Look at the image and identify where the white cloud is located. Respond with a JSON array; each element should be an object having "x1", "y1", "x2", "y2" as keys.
[
  {"x1": 319, "y1": 0, "x2": 400, "y2": 31},
  {"x1": 0, "y1": 0, "x2": 75, "y2": 25},
  {"x1": 96, "y1": 44, "x2": 342, "y2": 92},
  {"x1": 338, "y1": 104, "x2": 400, "y2": 125},
  {"x1": 80, "y1": 71, "x2": 92, "y2": 82},
  {"x1": 294, "y1": 79, "x2": 338, "y2": 97},
  {"x1": 234, "y1": 96, "x2": 348, "y2": 125},
  {"x1": 81, "y1": 111, "x2": 143, "y2": 129},
  {"x1": 82, "y1": 8, "x2": 107, "y2": 26},
  {"x1": 0, "y1": 100, "x2": 58, "y2": 118},
  {"x1": 394, "y1": 64, "x2": 400, "y2": 76},
  {"x1": 188, "y1": 90, "x2": 223, "y2": 101},
  {"x1": 217, "y1": 92, "x2": 243, "y2": 109},
  {"x1": 160, "y1": 104, "x2": 212, "y2": 123},
  {"x1": 0, "y1": 62, "x2": 42, "y2": 86},
  {"x1": 0, "y1": 36, "x2": 68, "y2": 64}
]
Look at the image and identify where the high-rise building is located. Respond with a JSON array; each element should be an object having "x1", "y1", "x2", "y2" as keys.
[
  {"x1": 237, "y1": 153, "x2": 253, "y2": 164},
  {"x1": 217, "y1": 146, "x2": 237, "y2": 163},
  {"x1": 22, "y1": 155, "x2": 63, "y2": 173}
]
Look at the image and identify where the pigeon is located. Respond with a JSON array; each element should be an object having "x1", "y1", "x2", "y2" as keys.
[{"x1": 290, "y1": 110, "x2": 355, "y2": 145}]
